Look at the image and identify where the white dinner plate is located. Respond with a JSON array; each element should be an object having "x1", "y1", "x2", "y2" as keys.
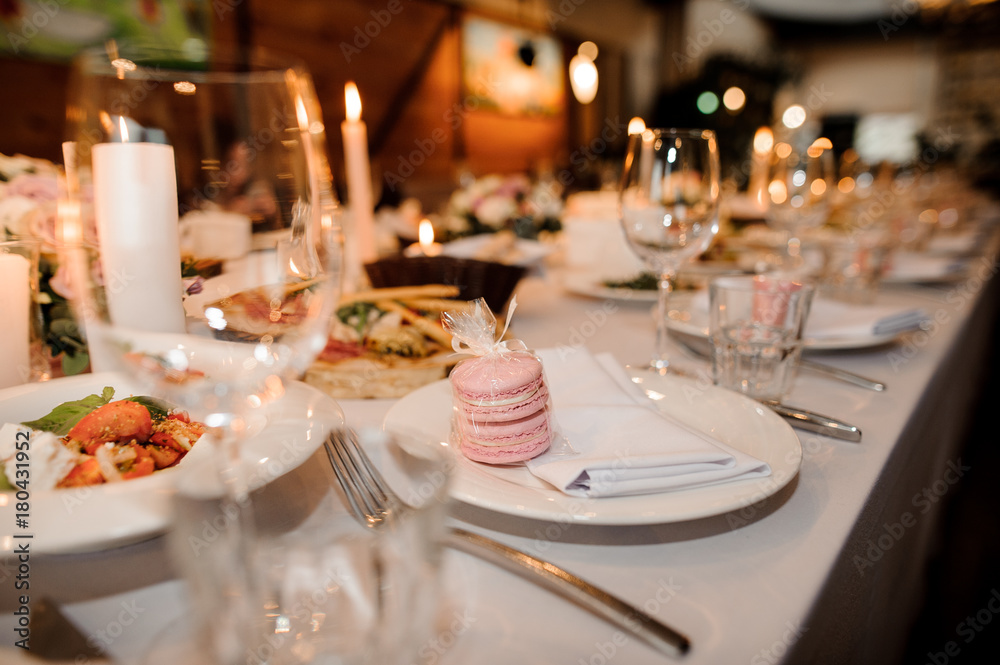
[
  {"x1": 881, "y1": 251, "x2": 967, "y2": 284},
  {"x1": 562, "y1": 271, "x2": 659, "y2": 302},
  {"x1": 0, "y1": 373, "x2": 344, "y2": 555},
  {"x1": 562, "y1": 265, "x2": 750, "y2": 305},
  {"x1": 383, "y1": 369, "x2": 801, "y2": 525},
  {"x1": 665, "y1": 291, "x2": 903, "y2": 351}
]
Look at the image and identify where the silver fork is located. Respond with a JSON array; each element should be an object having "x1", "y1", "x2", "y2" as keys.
[{"x1": 324, "y1": 429, "x2": 691, "y2": 658}]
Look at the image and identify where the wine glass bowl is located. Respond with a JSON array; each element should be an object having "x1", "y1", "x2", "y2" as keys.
[
  {"x1": 619, "y1": 128, "x2": 721, "y2": 371},
  {"x1": 763, "y1": 139, "x2": 834, "y2": 268},
  {"x1": 63, "y1": 43, "x2": 342, "y2": 418}
]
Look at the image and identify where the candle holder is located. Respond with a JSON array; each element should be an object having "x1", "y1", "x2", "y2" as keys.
[{"x1": 364, "y1": 255, "x2": 527, "y2": 313}]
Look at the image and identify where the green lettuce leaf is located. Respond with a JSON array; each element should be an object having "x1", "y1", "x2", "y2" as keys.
[{"x1": 20, "y1": 387, "x2": 116, "y2": 436}]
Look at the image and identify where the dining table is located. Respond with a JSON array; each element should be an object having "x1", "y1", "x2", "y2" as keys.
[{"x1": 2, "y1": 203, "x2": 999, "y2": 665}]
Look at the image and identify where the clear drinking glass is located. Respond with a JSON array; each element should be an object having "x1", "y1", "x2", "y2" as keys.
[
  {"x1": 763, "y1": 140, "x2": 834, "y2": 270},
  {"x1": 619, "y1": 128, "x2": 720, "y2": 372},
  {"x1": 165, "y1": 427, "x2": 453, "y2": 665},
  {"x1": 60, "y1": 42, "x2": 343, "y2": 662},
  {"x1": 709, "y1": 275, "x2": 815, "y2": 402}
]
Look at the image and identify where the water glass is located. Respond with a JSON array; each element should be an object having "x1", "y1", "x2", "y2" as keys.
[
  {"x1": 709, "y1": 275, "x2": 815, "y2": 401},
  {"x1": 818, "y1": 233, "x2": 890, "y2": 304},
  {"x1": 167, "y1": 427, "x2": 453, "y2": 665}
]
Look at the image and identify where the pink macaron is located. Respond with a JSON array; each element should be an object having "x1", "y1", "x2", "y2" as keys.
[
  {"x1": 458, "y1": 410, "x2": 551, "y2": 463},
  {"x1": 450, "y1": 352, "x2": 552, "y2": 464},
  {"x1": 459, "y1": 385, "x2": 550, "y2": 424},
  {"x1": 449, "y1": 352, "x2": 544, "y2": 406}
]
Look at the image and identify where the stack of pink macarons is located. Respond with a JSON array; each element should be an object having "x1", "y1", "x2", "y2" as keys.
[{"x1": 449, "y1": 351, "x2": 552, "y2": 464}]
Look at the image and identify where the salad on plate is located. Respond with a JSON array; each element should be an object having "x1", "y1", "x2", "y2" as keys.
[{"x1": 0, "y1": 387, "x2": 207, "y2": 492}]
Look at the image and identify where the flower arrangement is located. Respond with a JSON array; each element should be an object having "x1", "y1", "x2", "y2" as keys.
[
  {"x1": 444, "y1": 173, "x2": 563, "y2": 240},
  {"x1": 0, "y1": 153, "x2": 90, "y2": 376}
]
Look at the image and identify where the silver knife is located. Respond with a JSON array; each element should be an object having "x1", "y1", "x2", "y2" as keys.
[
  {"x1": 447, "y1": 528, "x2": 691, "y2": 657},
  {"x1": 797, "y1": 359, "x2": 886, "y2": 392},
  {"x1": 638, "y1": 383, "x2": 862, "y2": 443},
  {"x1": 673, "y1": 335, "x2": 886, "y2": 392},
  {"x1": 763, "y1": 402, "x2": 862, "y2": 442}
]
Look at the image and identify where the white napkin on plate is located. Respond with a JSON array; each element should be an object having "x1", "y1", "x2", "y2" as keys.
[
  {"x1": 525, "y1": 348, "x2": 771, "y2": 497},
  {"x1": 804, "y1": 299, "x2": 928, "y2": 339},
  {"x1": 688, "y1": 291, "x2": 927, "y2": 339},
  {"x1": 883, "y1": 251, "x2": 965, "y2": 282}
]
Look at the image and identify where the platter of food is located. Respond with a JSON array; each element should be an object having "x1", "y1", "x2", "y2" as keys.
[
  {"x1": 0, "y1": 373, "x2": 343, "y2": 555},
  {"x1": 304, "y1": 285, "x2": 473, "y2": 399}
]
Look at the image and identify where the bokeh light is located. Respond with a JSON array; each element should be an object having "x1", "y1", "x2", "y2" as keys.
[
  {"x1": 782, "y1": 104, "x2": 807, "y2": 129},
  {"x1": 697, "y1": 91, "x2": 720, "y2": 114},
  {"x1": 723, "y1": 86, "x2": 746, "y2": 111}
]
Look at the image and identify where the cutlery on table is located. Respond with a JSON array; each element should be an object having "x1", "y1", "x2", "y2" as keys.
[
  {"x1": 796, "y1": 359, "x2": 886, "y2": 392},
  {"x1": 762, "y1": 401, "x2": 862, "y2": 442},
  {"x1": 674, "y1": 334, "x2": 887, "y2": 393},
  {"x1": 324, "y1": 429, "x2": 691, "y2": 658},
  {"x1": 637, "y1": 383, "x2": 863, "y2": 443}
]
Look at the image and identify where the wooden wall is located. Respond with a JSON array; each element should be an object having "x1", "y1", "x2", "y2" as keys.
[
  {"x1": 0, "y1": 0, "x2": 577, "y2": 212},
  {"x1": 246, "y1": 0, "x2": 571, "y2": 209},
  {"x1": 0, "y1": 56, "x2": 71, "y2": 164}
]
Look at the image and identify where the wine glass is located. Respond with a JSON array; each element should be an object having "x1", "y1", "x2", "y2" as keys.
[
  {"x1": 60, "y1": 41, "x2": 342, "y2": 660},
  {"x1": 763, "y1": 139, "x2": 834, "y2": 270},
  {"x1": 619, "y1": 128, "x2": 720, "y2": 372}
]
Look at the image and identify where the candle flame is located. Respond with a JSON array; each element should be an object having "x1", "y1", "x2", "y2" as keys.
[
  {"x1": 57, "y1": 199, "x2": 82, "y2": 244},
  {"x1": 295, "y1": 95, "x2": 309, "y2": 132},
  {"x1": 753, "y1": 127, "x2": 773, "y2": 155},
  {"x1": 627, "y1": 117, "x2": 646, "y2": 135},
  {"x1": 119, "y1": 116, "x2": 130, "y2": 143},
  {"x1": 345, "y1": 81, "x2": 362, "y2": 122},
  {"x1": 418, "y1": 219, "x2": 435, "y2": 246}
]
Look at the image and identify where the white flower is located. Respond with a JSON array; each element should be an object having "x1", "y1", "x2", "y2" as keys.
[
  {"x1": 0, "y1": 195, "x2": 40, "y2": 236},
  {"x1": 470, "y1": 174, "x2": 504, "y2": 199},
  {"x1": 449, "y1": 189, "x2": 473, "y2": 216},
  {"x1": 0, "y1": 153, "x2": 47, "y2": 180},
  {"x1": 475, "y1": 195, "x2": 517, "y2": 228},
  {"x1": 527, "y1": 183, "x2": 564, "y2": 219}
]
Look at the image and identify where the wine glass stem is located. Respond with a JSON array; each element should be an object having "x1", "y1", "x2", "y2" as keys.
[
  {"x1": 652, "y1": 271, "x2": 676, "y2": 370},
  {"x1": 209, "y1": 422, "x2": 260, "y2": 664}
]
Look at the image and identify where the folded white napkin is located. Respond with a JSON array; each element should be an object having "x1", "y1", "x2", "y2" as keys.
[
  {"x1": 525, "y1": 348, "x2": 771, "y2": 497},
  {"x1": 925, "y1": 232, "x2": 978, "y2": 256},
  {"x1": 884, "y1": 252, "x2": 965, "y2": 282},
  {"x1": 804, "y1": 299, "x2": 928, "y2": 339},
  {"x1": 688, "y1": 291, "x2": 927, "y2": 339}
]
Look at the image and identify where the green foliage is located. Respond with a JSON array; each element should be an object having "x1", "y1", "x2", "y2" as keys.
[{"x1": 21, "y1": 387, "x2": 115, "y2": 436}]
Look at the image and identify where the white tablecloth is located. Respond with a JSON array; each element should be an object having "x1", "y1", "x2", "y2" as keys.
[{"x1": 2, "y1": 226, "x2": 999, "y2": 665}]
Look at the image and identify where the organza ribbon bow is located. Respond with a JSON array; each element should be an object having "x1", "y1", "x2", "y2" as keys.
[{"x1": 442, "y1": 296, "x2": 527, "y2": 357}]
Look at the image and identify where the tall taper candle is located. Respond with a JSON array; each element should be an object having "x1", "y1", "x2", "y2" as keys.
[{"x1": 341, "y1": 81, "x2": 377, "y2": 264}]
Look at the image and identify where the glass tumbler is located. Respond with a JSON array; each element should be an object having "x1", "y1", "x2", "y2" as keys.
[
  {"x1": 167, "y1": 427, "x2": 453, "y2": 665},
  {"x1": 709, "y1": 275, "x2": 815, "y2": 402}
]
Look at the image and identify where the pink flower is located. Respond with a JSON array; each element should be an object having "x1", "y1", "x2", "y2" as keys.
[
  {"x1": 6, "y1": 173, "x2": 60, "y2": 202},
  {"x1": 49, "y1": 261, "x2": 77, "y2": 300}
]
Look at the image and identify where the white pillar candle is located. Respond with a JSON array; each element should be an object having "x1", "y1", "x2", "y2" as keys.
[
  {"x1": 747, "y1": 126, "x2": 773, "y2": 212},
  {"x1": 638, "y1": 129, "x2": 655, "y2": 195},
  {"x1": 341, "y1": 82, "x2": 377, "y2": 264},
  {"x1": 0, "y1": 252, "x2": 31, "y2": 389},
  {"x1": 92, "y1": 120, "x2": 185, "y2": 333}
]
